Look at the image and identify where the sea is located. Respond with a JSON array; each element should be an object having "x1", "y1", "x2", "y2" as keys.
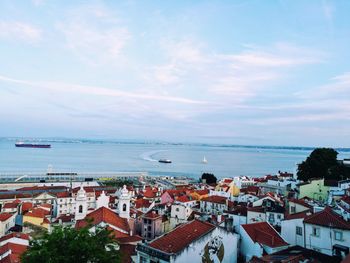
[{"x1": 0, "y1": 138, "x2": 349, "y2": 179}]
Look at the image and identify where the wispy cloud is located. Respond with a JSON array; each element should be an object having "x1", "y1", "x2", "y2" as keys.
[
  {"x1": 0, "y1": 21, "x2": 42, "y2": 43},
  {"x1": 56, "y1": 4, "x2": 130, "y2": 64},
  {"x1": 148, "y1": 39, "x2": 324, "y2": 102},
  {"x1": 0, "y1": 74, "x2": 206, "y2": 105}
]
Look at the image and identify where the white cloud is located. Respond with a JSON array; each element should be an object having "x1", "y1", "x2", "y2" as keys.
[
  {"x1": 148, "y1": 40, "x2": 323, "y2": 102},
  {"x1": 0, "y1": 21, "x2": 42, "y2": 43},
  {"x1": 57, "y1": 5, "x2": 130, "y2": 64}
]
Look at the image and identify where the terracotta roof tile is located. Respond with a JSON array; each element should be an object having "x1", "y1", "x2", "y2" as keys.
[
  {"x1": 201, "y1": 195, "x2": 227, "y2": 204},
  {"x1": 143, "y1": 211, "x2": 162, "y2": 219},
  {"x1": 0, "y1": 233, "x2": 29, "y2": 243},
  {"x1": 241, "y1": 222, "x2": 288, "y2": 248},
  {"x1": 284, "y1": 211, "x2": 311, "y2": 220},
  {"x1": 176, "y1": 195, "x2": 192, "y2": 203},
  {"x1": 304, "y1": 206, "x2": 350, "y2": 230},
  {"x1": 0, "y1": 213, "x2": 13, "y2": 222},
  {"x1": 3, "y1": 203, "x2": 18, "y2": 209},
  {"x1": 134, "y1": 198, "x2": 152, "y2": 209},
  {"x1": 0, "y1": 243, "x2": 27, "y2": 258},
  {"x1": 21, "y1": 202, "x2": 33, "y2": 213},
  {"x1": 149, "y1": 220, "x2": 215, "y2": 253},
  {"x1": 289, "y1": 198, "x2": 312, "y2": 209},
  {"x1": 76, "y1": 207, "x2": 130, "y2": 233},
  {"x1": 24, "y1": 208, "x2": 50, "y2": 218}
]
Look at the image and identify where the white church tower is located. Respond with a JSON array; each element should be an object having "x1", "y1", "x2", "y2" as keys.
[
  {"x1": 118, "y1": 185, "x2": 130, "y2": 219},
  {"x1": 75, "y1": 186, "x2": 88, "y2": 221}
]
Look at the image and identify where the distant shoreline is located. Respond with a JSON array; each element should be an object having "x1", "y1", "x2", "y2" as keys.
[{"x1": 1, "y1": 137, "x2": 350, "y2": 152}]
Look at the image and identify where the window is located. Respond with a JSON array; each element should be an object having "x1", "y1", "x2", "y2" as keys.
[
  {"x1": 140, "y1": 256, "x2": 147, "y2": 263},
  {"x1": 334, "y1": 231, "x2": 343, "y2": 241},
  {"x1": 79, "y1": 205, "x2": 83, "y2": 213},
  {"x1": 123, "y1": 204, "x2": 127, "y2": 211},
  {"x1": 291, "y1": 206, "x2": 296, "y2": 213},
  {"x1": 176, "y1": 208, "x2": 179, "y2": 212},
  {"x1": 147, "y1": 225, "x2": 151, "y2": 231},
  {"x1": 277, "y1": 214, "x2": 281, "y2": 219},
  {"x1": 312, "y1": 227, "x2": 320, "y2": 237},
  {"x1": 296, "y1": 226, "x2": 303, "y2": 236}
]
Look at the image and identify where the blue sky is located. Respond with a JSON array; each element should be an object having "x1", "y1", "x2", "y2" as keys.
[{"x1": 0, "y1": 0, "x2": 350, "y2": 147}]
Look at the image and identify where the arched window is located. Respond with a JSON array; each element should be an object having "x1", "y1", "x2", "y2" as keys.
[
  {"x1": 123, "y1": 204, "x2": 127, "y2": 211},
  {"x1": 79, "y1": 205, "x2": 83, "y2": 213}
]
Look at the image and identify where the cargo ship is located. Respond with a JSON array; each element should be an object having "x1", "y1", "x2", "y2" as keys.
[
  {"x1": 159, "y1": 159, "x2": 172, "y2": 163},
  {"x1": 15, "y1": 142, "x2": 51, "y2": 148}
]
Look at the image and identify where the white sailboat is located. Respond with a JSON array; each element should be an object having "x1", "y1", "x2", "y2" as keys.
[{"x1": 202, "y1": 156, "x2": 208, "y2": 164}]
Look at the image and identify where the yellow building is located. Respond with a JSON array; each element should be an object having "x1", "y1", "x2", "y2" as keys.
[{"x1": 23, "y1": 208, "x2": 50, "y2": 229}]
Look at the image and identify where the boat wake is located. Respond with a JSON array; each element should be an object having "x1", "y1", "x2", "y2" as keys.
[{"x1": 140, "y1": 150, "x2": 168, "y2": 162}]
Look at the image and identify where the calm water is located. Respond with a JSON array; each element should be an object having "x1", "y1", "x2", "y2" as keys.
[{"x1": 0, "y1": 138, "x2": 349, "y2": 178}]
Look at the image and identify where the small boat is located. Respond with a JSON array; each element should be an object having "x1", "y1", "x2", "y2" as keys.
[
  {"x1": 15, "y1": 142, "x2": 51, "y2": 148},
  {"x1": 202, "y1": 156, "x2": 208, "y2": 164},
  {"x1": 159, "y1": 159, "x2": 172, "y2": 164}
]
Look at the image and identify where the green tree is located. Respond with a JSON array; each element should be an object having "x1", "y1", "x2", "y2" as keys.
[
  {"x1": 21, "y1": 226, "x2": 120, "y2": 263},
  {"x1": 297, "y1": 148, "x2": 342, "y2": 181},
  {"x1": 201, "y1": 173, "x2": 217, "y2": 184}
]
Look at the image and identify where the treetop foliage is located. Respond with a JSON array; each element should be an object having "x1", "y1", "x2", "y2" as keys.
[{"x1": 21, "y1": 225, "x2": 120, "y2": 263}]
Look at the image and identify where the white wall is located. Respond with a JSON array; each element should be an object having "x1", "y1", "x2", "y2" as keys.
[
  {"x1": 173, "y1": 228, "x2": 238, "y2": 263},
  {"x1": 137, "y1": 227, "x2": 239, "y2": 263},
  {"x1": 247, "y1": 211, "x2": 266, "y2": 224},
  {"x1": 281, "y1": 218, "x2": 304, "y2": 247},
  {"x1": 240, "y1": 225, "x2": 263, "y2": 261},
  {"x1": 305, "y1": 223, "x2": 350, "y2": 256}
]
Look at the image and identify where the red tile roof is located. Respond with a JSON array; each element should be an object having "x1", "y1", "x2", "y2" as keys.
[
  {"x1": 0, "y1": 233, "x2": 29, "y2": 243},
  {"x1": 21, "y1": 202, "x2": 33, "y2": 213},
  {"x1": 3, "y1": 203, "x2": 18, "y2": 209},
  {"x1": 240, "y1": 186, "x2": 260, "y2": 195},
  {"x1": 241, "y1": 222, "x2": 288, "y2": 248},
  {"x1": 191, "y1": 189, "x2": 209, "y2": 196},
  {"x1": 76, "y1": 207, "x2": 130, "y2": 233},
  {"x1": 284, "y1": 211, "x2": 311, "y2": 220},
  {"x1": 341, "y1": 195, "x2": 350, "y2": 206},
  {"x1": 24, "y1": 208, "x2": 50, "y2": 218},
  {"x1": 0, "y1": 254, "x2": 21, "y2": 263},
  {"x1": 0, "y1": 243, "x2": 27, "y2": 259},
  {"x1": 304, "y1": 206, "x2": 350, "y2": 230},
  {"x1": 176, "y1": 195, "x2": 191, "y2": 203},
  {"x1": 53, "y1": 214, "x2": 74, "y2": 223},
  {"x1": 201, "y1": 195, "x2": 227, "y2": 204},
  {"x1": 0, "y1": 213, "x2": 13, "y2": 222},
  {"x1": 149, "y1": 220, "x2": 215, "y2": 253},
  {"x1": 143, "y1": 188, "x2": 157, "y2": 198},
  {"x1": 143, "y1": 211, "x2": 162, "y2": 220},
  {"x1": 134, "y1": 198, "x2": 152, "y2": 209},
  {"x1": 116, "y1": 235, "x2": 142, "y2": 244},
  {"x1": 56, "y1": 191, "x2": 71, "y2": 198},
  {"x1": 0, "y1": 193, "x2": 32, "y2": 200},
  {"x1": 163, "y1": 190, "x2": 187, "y2": 198},
  {"x1": 289, "y1": 198, "x2": 312, "y2": 209},
  {"x1": 119, "y1": 244, "x2": 136, "y2": 263}
]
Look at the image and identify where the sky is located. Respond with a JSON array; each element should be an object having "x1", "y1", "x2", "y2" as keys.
[{"x1": 0, "y1": 0, "x2": 350, "y2": 147}]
